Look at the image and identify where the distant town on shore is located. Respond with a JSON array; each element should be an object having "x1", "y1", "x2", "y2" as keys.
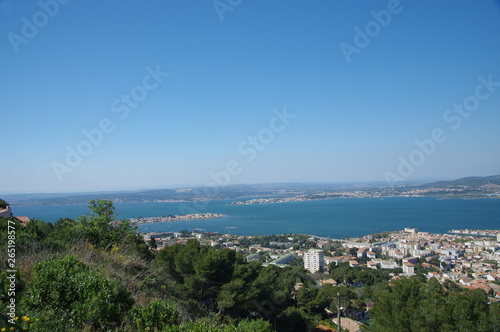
[
  {"x1": 129, "y1": 213, "x2": 226, "y2": 226},
  {"x1": 4, "y1": 174, "x2": 500, "y2": 207}
]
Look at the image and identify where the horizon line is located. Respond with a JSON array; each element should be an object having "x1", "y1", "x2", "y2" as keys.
[{"x1": 3, "y1": 174, "x2": 498, "y2": 196}]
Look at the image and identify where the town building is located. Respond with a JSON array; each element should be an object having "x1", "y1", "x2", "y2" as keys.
[
  {"x1": 268, "y1": 253, "x2": 295, "y2": 267},
  {"x1": 402, "y1": 262, "x2": 415, "y2": 275},
  {"x1": 0, "y1": 205, "x2": 12, "y2": 218},
  {"x1": 304, "y1": 249, "x2": 325, "y2": 273}
]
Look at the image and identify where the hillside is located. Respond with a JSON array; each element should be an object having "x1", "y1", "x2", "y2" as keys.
[
  {"x1": 422, "y1": 175, "x2": 500, "y2": 188},
  {"x1": 1, "y1": 199, "x2": 499, "y2": 331}
]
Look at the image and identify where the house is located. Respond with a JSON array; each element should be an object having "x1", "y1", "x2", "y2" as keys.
[
  {"x1": 330, "y1": 256, "x2": 345, "y2": 266},
  {"x1": 16, "y1": 216, "x2": 30, "y2": 226},
  {"x1": 402, "y1": 262, "x2": 415, "y2": 275},
  {"x1": 310, "y1": 325, "x2": 335, "y2": 332},
  {"x1": 469, "y1": 281, "x2": 492, "y2": 293},
  {"x1": 349, "y1": 260, "x2": 359, "y2": 268},
  {"x1": 379, "y1": 260, "x2": 398, "y2": 269},
  {"x1": 403, "y1": 257, "x2": 418, "y2": 264},
  {"x1": 0, "y1": 205, "x2": 30, "y2": 226},
  {"x1": 269, "y1": 253, "x2": 294, "y2": 267},
  {"x1": 246, "y1": 254, "x2": 259, "y2": 262},
  {"x1": 320, "y1": 278, "x2": 338, "y2": 286},
  {"x1": 269, "y1": 241, "x2": 292, "y2": 248},
  {"x1": 332, "y1": 317, "x2": 362, "y2": 332},
  {"x1": 394, "y1": 251, "x2": 404, "y2": 259},
  {"x1": 367, "y1": 261, "x2": 378, "y2": 269},
  {"x1": 367, "y1": 251, "x2": 377, "y2": 259},
  {"x1": 191, "y1": 232, "x2": 203, "y2": 239},
  {"x1": 421, "y1": 262, "x2": 432, "y2": 270},
  {"x1": 324, "y1": 256, "x2": 337, "y2": 266},
  {"x1": 0, "y1": 206, "x2": 12, "y2": 218},
  {"x1": 357, "y1": 247, "x2": 370, "y2": 259}
]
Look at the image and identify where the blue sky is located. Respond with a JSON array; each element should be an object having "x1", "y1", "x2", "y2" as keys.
[{"x1": 1, "y1": 0, "x2": 500, "y2": 193}]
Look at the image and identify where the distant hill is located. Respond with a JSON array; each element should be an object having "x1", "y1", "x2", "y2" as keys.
[
  {"x1": 3, "y1": 184, "x2": 309, "y2": 207},
  {"x1": 4, "y1": 176, "x2": 499, "y2": 207},
  {"x1": 420, "y1": 175, "x2": 500, "y2": 188}
]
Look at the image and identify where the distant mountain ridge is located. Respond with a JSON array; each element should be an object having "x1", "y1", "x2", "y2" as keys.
[
  {"x1": 4, "y1": 175, "x2": 499, "y2": 207},
  {"x1": 420, "y1": 175, "x2": 500, "y2": 188}
]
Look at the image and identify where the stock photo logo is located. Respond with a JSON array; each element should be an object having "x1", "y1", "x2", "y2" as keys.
[
  {"x1": 339, "y1": 0, "x2": 409, "y2": 64},
  {"x1": 213, "y1": 0, "x2": 243, "y2": 22},
  {"x1": 7, "y1": 0, "x2": 70, "y2": 54},
  {"x1": 51, "y1": 65, "x2": 169, "y2": 182},
  {"x1": 384, "y1": 74, "x2": 500, "y2": 184},
  {"x1": 177, "y1": 107, "x2": 296, "y2": 214}
]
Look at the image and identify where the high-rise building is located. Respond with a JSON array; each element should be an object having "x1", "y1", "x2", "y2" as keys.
[{"x1": 304, "y1": 249, "x2": 325, "y2": 273}]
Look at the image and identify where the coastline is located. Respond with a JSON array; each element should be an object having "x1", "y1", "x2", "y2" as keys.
[{"x1": 129, "y1": 213, "x2": 226, "y2": 226}]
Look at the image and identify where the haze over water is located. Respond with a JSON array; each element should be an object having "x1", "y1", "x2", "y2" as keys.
[{"x1": 13, "y1": 197, "x2": 500, "y2": 239}]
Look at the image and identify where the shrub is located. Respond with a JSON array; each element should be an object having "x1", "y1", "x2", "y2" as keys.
[
  {"x1": 131, "y1": 299, "x2": 179, "y2": 331},
  {"x1": 24, "y1": 255, "x2": 133, "y2": 330}
]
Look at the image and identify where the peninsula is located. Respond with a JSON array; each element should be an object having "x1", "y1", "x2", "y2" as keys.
[{"x1": 129, "y1": 213, "x2": 226, "y2": 226}]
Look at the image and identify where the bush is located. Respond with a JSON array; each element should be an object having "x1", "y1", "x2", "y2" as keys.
[
  {"x1": 236, "y1": 318, "x2": 273, "y2": 332},
  {"x1": 24, "y1": 255, "x2": 133, "y2": 331},
  {"x1": 163, "y1": 320, "x2": 235, "y2": 332},
  {"x1": 131, "y1": 299, "x2": 179, "y2": 331}
]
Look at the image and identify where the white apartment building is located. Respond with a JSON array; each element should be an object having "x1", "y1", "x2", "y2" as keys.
[{"x1": 304, "y1": 249, "x2": 325, "y2": 273}]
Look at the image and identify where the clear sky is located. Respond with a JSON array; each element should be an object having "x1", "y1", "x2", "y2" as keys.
[{"x1": 1, "y1": 0, "x2": 500, "y2": 193}]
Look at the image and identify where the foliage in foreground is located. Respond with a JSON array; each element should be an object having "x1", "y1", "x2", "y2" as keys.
[
  {"x1": 24, "y1": 255, "x2": 133, "y2": 331},
  {"x1": 364, "y1": 277, "x2": 500, "y2": 332},
  {"x1": 0, "y1": 198, "x2": 499, "y2": 331}
]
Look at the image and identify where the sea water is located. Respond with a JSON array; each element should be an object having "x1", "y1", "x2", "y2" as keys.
[{"x1": 12, "y1": 197, "x2": 500, "y2": 238}]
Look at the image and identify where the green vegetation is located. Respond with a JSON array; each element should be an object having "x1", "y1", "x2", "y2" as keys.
[
  {"x1": 364, "y1": 277, "x2": 500, "y2": 331},
  {"x1": 131, "y1": 299, "x2": 179, "y2": 331},
  {"x1": 1, "y1": 198, "x2": 499, "y2": 331},
  {"x1": 329, "y1": 262, "x2": 397, "y2": 287},
  {"x1": 0, "y1": 200, "x2": 8, "y2": 209},
  {"x1": 0, "y1": 199, "x2": 302, "y2": 331},
  {"x1": 25, "y1": 256, "x2": 133, "y2": 331}
]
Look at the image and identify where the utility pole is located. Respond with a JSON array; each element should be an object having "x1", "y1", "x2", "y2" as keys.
[
  {"x1": 226, "y1": 226, "x2": 236, "y2": 236},
  {"x1": 334, "y1": 292, "x2": 342, "y2": 332}
]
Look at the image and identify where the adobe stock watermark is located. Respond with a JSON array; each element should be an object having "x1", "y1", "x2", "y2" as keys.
[
  {"x1": 7, "y1": 0, "x2": 70, "y2": 54},
  {"x1": 5, "y1": 220, "x2": 17, "y2": 326},
  {"x1": 178, "y1": 107, "x2": 296, "y2": 214},
  {"x1": 339, "y1": 0, "x2": 409, "y2": 64},
  {"x1": 213, "y1": 0, "x2": 243, "y2": 22},
  {"x1": 52, "y1": 65, "x2": 169, "y2": 182},
  {"x1": 384, "y1": 74, "x2": 500, "y2": 184}
]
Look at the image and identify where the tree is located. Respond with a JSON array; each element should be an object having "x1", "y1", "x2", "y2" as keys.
[
  {"x1": 88, "y1": 198, "x2": 115, "y2": 221},
  {"x1": 77, "y1": 199, "x2": 139, "y2": 250},
  {"x1": 149, "y1": 236, "x2": 158, "y2": 249},
  {"x1": 296, "y1": 287, "x2": 320, "y2": 313},
  {"x1": 276, "y1": 307, "x2": 309, "y2": 332},
  {"x1": 0, "y1": 199, "x2": 8, "y2": 209},
  {"x1": 490, "y1": 302, "x2": 500, "y2": 332},
  {"x1": 365, "y1": 276, "x2": 495, "y2": 332},
  {"x1": 217, "y1": 262, "x2": 262, "y2": 317},
  {"x1": 236, "y1": 318, "x2": 273, "y2": 332}
]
